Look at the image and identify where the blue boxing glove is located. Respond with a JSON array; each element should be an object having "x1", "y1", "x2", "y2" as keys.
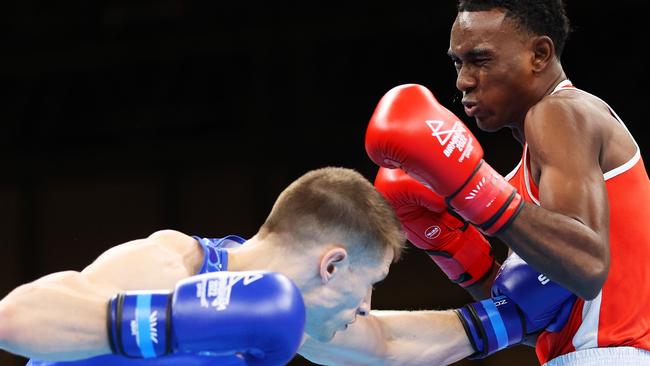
[
  {"x1": 108, "y1": 271, "x2": 306, "y2": 366},
  {"x1": 456, "y1": 252, "x2": 576, "y2": 358},
  {"x1": 26, "y1": 353, "x2": 242, "y2": 366}
]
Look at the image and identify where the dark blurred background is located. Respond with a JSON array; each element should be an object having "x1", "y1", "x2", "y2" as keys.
[{"x1": 1, "y1": 1, "x2": 647, "y2": 365}]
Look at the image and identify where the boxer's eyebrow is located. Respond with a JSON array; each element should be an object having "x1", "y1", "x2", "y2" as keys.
[
  {"x1": 468, "y1": 48, "x2": 491, "y2": 57},
  {"x1": 448, "y1": 48, "x2": 492, "y2": 61}
]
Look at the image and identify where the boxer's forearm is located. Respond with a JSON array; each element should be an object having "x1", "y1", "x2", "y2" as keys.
[
  {"x1": 299, "y1": 309, "x2": 474, "y2": 366},
  {"x1": 0, "y1": 271, "x2": 114, "y2": 361},
  {"x1": 500, "y1": 203, "x2": 608, "y2": 300},
  {"x1": 372, "y1": 310, "x2": 474, "y2": 365}
]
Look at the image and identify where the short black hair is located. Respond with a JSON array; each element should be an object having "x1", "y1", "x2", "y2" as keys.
[{"x1": 457, "y1": 0, "x2": 571, "y2": 58}]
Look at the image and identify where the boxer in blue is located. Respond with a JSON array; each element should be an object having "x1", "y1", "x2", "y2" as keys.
[
  {"x1": 0, "y1": 167, "x2": 404, "y2": 366},
  {"x1": 0, "y1": 167, "x2": 576, "y2": 365}
]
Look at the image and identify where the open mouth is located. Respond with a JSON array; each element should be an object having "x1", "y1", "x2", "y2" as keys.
[{"x1": 462, "y1": 102, "x2": 478, "y2": 117}]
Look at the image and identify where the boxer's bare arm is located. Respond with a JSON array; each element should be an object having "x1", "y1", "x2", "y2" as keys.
[
  {"x1": 500, "y1": 98, "x2": 614, "y2": 300},
  {"x1": 0, "y1": 230, "x2": 203, "y2": 361},
  {"x1": 299, "y1": 309, "x2": 474, "y2": 366},
  {"x1": 81, "y1": 230, "x2": 203, "y2": 290}
]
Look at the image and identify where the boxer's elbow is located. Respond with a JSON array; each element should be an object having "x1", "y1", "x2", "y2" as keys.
[
  {"x1": 0, "y1": 295, "x2": 15, "y2": 349},
  {"x1": 577, "y1": 253, "x2": 609, "y2": 301},
  {"x1": 0, "y1": 285, "x2": 34, "y2": 356}
]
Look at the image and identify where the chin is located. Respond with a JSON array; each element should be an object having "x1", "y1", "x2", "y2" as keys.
[
  {"x1": 307, "y1": 328, "x2": 337, "y2": 343},
  {"x1": 326, "y1": 328, "x2": 339, "y2": 341},
  {"x1": 476, "y1": 117, "x2": 502, "y2": 133}
]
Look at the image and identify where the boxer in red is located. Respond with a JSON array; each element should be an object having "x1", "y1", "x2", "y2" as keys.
[{"x1": 365, "y1": 1, "x2": 650, "y2": 365}]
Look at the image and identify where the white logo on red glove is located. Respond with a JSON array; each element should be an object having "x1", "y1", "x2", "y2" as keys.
[
  {"x1": 425, "y1": 225, "x2": 442, "y2": 239},
  {"x1": 425, "y1": 120, "x2": 474, "y2": 162},
  {"x1": 465, "y1": 177, "x2": 487, "y2": 200}
]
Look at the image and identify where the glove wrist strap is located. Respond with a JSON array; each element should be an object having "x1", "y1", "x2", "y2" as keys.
[{"x1": 109, "y1": 291, "x2": 172, "y2": 358}]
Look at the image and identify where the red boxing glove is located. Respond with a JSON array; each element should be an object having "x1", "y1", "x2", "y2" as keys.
[
  {"x1": 365, "y1": 84, "x2": 523, "y2": 236},
  {"x1": 375, "y1": 167, "x2": 494, "y2": 287}
]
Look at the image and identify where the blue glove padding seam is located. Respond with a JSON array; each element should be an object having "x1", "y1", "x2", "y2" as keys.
[
  {"x1": 107, "y1": 294, "x2": 124, "y2": 355},
  {"x1": 455, "y1": 307, "x2": 484, "y2": 357}
]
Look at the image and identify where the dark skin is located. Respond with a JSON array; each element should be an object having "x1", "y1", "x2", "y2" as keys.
[{"x1": 447, "y1": 9, "x2": 637, "y2": 303}]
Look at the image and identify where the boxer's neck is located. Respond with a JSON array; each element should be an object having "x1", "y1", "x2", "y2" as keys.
[{"x1": 225, "y1": 232, "x2": 314, "y2": 289}]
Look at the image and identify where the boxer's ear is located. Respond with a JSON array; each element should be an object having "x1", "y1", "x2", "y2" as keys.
[
  {"x1": 319, "y1": 247, "x2": 348, "y2": 284},
  {"x1": 530, "y1": 35, "x2": 554, "y2": 74}
]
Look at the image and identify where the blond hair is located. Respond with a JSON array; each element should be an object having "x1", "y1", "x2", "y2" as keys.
[{"x1": 260, "y1": 167, "x2": 405, "y2": 262}]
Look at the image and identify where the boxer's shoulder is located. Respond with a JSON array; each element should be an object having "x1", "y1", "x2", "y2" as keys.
[
  {"x1": 524, "y1": 99, "x2": 605, "y2": 162},
  {"x1": 528, "y1": 88, "x2": 612, "y2": 135},
  {"x1": 144, "y1": 230, "x2": 199, "y2": 256},
  {"x1": 527, "y1": 94, "x2": 585, "y2": 130},
  {"x1": 148, "y1": 229, "x2": 192, "y2": 242}
]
